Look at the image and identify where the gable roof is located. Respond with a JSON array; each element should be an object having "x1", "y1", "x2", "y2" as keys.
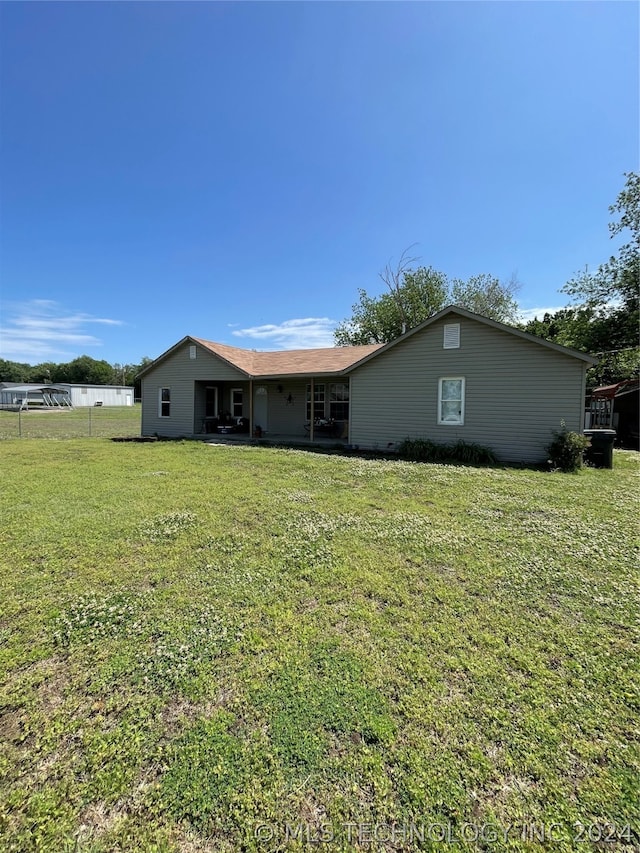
[
  {"x1": 138, "y1": 305, "x2": 597, "y2": 381},
  {"x1": 343, "y1": 305, "x2": 598, "y2": 371},
  {"x1": 138, "y1": 336, "x2": 383, "y2": 379}
]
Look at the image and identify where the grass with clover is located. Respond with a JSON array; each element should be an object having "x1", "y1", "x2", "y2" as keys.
[{"x1": 0, "y1": 439, "x2": 638, "y2": 852}]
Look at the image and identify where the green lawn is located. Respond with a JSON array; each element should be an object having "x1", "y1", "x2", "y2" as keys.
[
  {"x1": 0, "y1": 440, "x2": 638, "y2": 852},
  {"x1": 0, "y1": 405, "x2": 141, "y2": 440}
]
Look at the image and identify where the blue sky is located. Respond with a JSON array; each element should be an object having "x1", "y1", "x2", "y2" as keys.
[{"x1": 1, "y1": 1, "x2": 637, "y2": 365}]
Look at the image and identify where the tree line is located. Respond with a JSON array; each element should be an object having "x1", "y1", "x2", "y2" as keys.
[
  {"x1": 0, "y1": 355, "x2": 152, "y2": 395},
  {"x1": 335, "y1": 172, "x2": 639, "y2": 389}
]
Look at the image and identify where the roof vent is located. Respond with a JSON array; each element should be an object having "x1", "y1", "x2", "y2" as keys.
[{"x1": 443, "y1": 323, "x2": 460, "y2": 349}]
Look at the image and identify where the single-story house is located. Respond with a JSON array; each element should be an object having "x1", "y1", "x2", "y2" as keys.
[{"x1": 139, "y1": 306, "x2": 597, "y2": 463}]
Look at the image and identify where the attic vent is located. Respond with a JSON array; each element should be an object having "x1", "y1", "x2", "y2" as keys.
[
  {"x1": 189, "y1": 345, "x2": 197, "y2": 360},
  {"x1": 443, "y1": 323, "x2": 460, "y2": 349}
]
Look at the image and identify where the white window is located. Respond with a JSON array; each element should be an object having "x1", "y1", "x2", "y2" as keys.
[
  {"x1": 189, "y1": 345, "x2": 197, "y2": 359},
  {"x1": 231, "y1": 388, "x2": 243, "y2": 418},
  {"x1": 159, "y1": 387, "x2": 171, "y2": 417},
  {"x1": 438, "y1": 377, "x2": 465, "y2": 425},
  {"x1": 443, "y1": 323, "x2": 460, "y2": 349},
  {"x1": 306, "y1": 383, "x2": 325, "y2": 420}
]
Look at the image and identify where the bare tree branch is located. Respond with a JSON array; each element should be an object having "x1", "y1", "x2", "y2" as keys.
[{"x1": 379, "y1": 244, "x2": 421, "y2": 334}]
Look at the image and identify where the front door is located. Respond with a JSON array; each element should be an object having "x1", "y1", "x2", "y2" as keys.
[
  {"x1": 253, "y1": 386, "x2": 268, "y2": 432},
  {"x1": 205, "y1": 386, "x2": 219, "y2": 418}
]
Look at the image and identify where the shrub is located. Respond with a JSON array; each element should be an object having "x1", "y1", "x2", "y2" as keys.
[
  {"x1": 546, "y1": 422, "x2": 590, "y2": 473},
  {"x1": 397, "y1": 438, "x2": 496, "y2": 465},
  {"x1": 449, "y1": 439, "x2": 497, "y2": 465},
  {"x1": 397, "y1": 438, "x2": 446, "y2": 463}
]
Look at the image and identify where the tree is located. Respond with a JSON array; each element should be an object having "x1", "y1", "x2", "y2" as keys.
[
  {"x1": 524, "y1": 172, "x2": 639, "y2": 388},
  {"x1": 335, "y1": 248, "x2": 521, "y2": 345},
  {"x1": 562, "y1": 171, "x2": 639, "y2": 329},
  {"x1": 450, "y1": 273, "x2": 520, "y2": 325},
  {"x1": 111, "y1": 362, "x2": 143, "y2": 387},
  {"x1": 522, "y1": 306, "x2": 606, "y2": 351},
  {"x1": 522, "y1": 307, "x2": 640, "y2": 387},
  {"x1": 0, "y1": 359, "x2": 33, "y2": 383},
  {"x1": 30, "y1": 362, "x2": 56, "y2": 384},
  {"x1": 0, "y1": 354, "x2": 150, "y2": 391},
  {"x1": 51, "y1": 355, "x2": 115, "y2": 385},
  {"x1": 334, "y1": 264, "x2": 449, "y2": 345},
  {"x1": 607, "y1": 170, "x2": 640, "y2": 307}
]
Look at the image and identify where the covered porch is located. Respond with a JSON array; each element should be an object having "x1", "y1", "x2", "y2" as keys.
[{"x1": 193, "y1": 376, "x2": 351, "y2": 441}]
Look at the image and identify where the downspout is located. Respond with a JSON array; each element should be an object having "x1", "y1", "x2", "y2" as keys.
[{"x1": 310, "y1": 377, "x2": 314, "y2": 442}]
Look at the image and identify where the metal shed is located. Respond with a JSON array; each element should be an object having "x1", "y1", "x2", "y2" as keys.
[
  {"x1": 0, "y1": 384, "x2": 73, "y2": 410},
  {"x1": 57, "y1": 384, "x2": 135, "y2": 407}
]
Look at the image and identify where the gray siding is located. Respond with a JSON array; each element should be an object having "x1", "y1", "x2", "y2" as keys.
[
  {"x1": 245, "y1": 380, "x2": 333, "y2": 437},
  {"x1": 265, "y1": 380, "x2": 309, "y2": 436},
  {"x1": 265, "y1": 379, "x2": 350, "y2": 437},
  {"x1": 349, "y1": 317, "x2": 587, "y2": 462},
  {"x1": 141, "y1": 342, "x2": 246, "y2": 437}
]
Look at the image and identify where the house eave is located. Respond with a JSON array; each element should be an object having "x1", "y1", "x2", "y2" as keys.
[{"x1": 250, "y1": 370, "x2": 349, "y2": 381}]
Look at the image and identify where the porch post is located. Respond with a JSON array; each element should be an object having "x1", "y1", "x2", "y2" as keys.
[
  {"x1": 249, "y1": 378, "x2": 254, "y2": 437},
  {"x1": 310, "y1": 377, "x2": 314, "y2": 442}
]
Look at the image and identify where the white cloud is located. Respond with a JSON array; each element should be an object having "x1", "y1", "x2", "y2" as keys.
[
  {"x1": 518, "y1": 305, "x2": 567, "y2": 323},
  {"x1": 232, "y1": 317, "x2": 338, "y2": 350},
  {"x1": 0, "y1": 300, "x2": 124, "y2": 363}
]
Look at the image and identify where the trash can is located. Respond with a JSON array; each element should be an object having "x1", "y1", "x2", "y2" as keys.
[{"x1": 583, "y1": 429, "x2": 616, "y2": 469}]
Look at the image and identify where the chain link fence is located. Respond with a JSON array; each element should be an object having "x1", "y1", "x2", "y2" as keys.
[{"x1": 0, "y1": 405, "x2": 142, "y2": 440}]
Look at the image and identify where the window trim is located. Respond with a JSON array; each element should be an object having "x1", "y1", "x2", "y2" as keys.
[
  {"x1": 329, "y1": 381, "x2": 349, "y2": 420},
  {"x1": 437, "y1": 377, "x2": 465, "y2": 426},
  {"x1": 159, "y1": 387, "x2": 171, "y2": 418},
  {"x1": 231, "y1": 387, "x2": 243, "y2": 418},
  {"x1": 306, "y1": 383, "x2": 326, "y2": 421}
]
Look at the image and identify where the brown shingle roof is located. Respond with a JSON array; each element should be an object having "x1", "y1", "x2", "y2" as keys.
[
  {"x1": 190, "y1": 339, "x2": 258, "y2": 374},
  {"x1": 191, "y1": 337, "x2": 383, "y2": 377}
]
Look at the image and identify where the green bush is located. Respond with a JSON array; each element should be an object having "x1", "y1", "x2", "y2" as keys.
[
  {"x1": 546, "y1": 422, "x2": 590, "y2": 472},
  {"x1": 449, "y1": 439, "x2": 497, "y2": 465},
  {"x1": 396, "y1": 438, "x2": 444, "y2": 463},
  {"x1": 397, "y1": 437, "x2": 496, "y2": 465}
]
